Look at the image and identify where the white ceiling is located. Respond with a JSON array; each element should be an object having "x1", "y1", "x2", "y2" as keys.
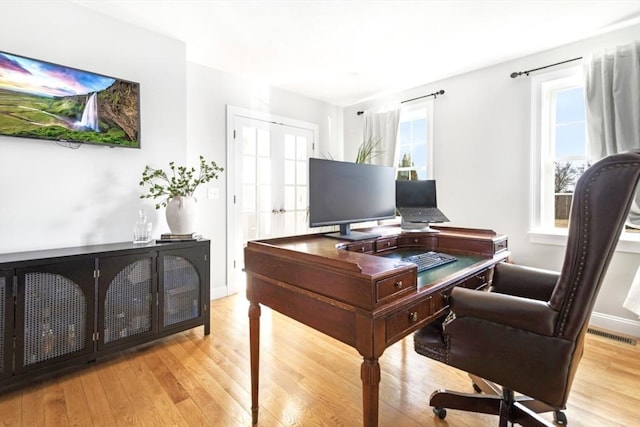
[{"x1": 73, "y1": 0, "x2": 640, "y2": 106}]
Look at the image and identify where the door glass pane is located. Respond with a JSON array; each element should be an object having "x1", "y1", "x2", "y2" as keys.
[
  {"x1": 258, "y1": 212, "x2": 271, "y2": 236},
  {"x1": 243, "y1": 156, "x2": 256, "y2": 184},
  {"x1": 284, "y1": 159, "x2": 295, "y2": 185},
  {"x1": 296, "y1": 187, "x2": 307, "y2": 210},
  {"x1": 243, "y1": 213, "x2": 257, "y2": 240},
  {"x1": 296, "y1": 136, "x2": 307, "y2": 160},
  {"x1": 242, "y1": 127, "x2": 256, "y2": 155},
  {"x1": 283, "y1": 212, "x2": 296, "y2": 235},
  {"x1": 284, "y1": 134, "x2": 295, "y2": 159},
  {"x1": 242, "y1": 185, "x2": 255, "y2": 212},
  {"x1": 296, "y1": 160, "x2": 307, "y2": 185},
  {"x1": 257, "y1": 184, "x2": 271, "y2": 212},
  {"x1": 257, "y1": 129, "x2": 270, "y2": 157},
  {"x1": 284, "y1": 186, "x2": 295, "y2": 211},
  {"x1": 257, "y1": 157, "x2": 271, "y2": 184},
  {"x1": 296, "y1": 211, "x2": 308, "y2": 233}
]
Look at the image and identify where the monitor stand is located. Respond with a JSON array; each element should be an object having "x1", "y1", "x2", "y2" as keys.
[
  {"x1": 324, "y1": 224, "x2": 381, "y2": 241},
  {"x1": 400, "y1": 217, "x2": 441, "y2": 233}
]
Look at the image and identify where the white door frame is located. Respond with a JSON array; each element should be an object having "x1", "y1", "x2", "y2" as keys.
[{"x1": 225, "y1": 105, "x2": 319, "y2": 296}]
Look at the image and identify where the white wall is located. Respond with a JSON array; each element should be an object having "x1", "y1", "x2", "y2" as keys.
[
  {"x1": 344, "y1": 25, "x2": 640, "y2": 336},
  {"x1": 186, "y1": 63, "x2": 342, "y2": 297},
  {"x1": 0, "y1": 2, "x2": 342, "y2": 300},
  {"x1": 0, "y1": 1, "x2": 187, "y2": 252}
]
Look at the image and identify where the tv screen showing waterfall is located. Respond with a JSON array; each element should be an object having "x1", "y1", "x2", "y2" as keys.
[{"x1": 0, "y1": 50, "x2": 140, "y2": 148}]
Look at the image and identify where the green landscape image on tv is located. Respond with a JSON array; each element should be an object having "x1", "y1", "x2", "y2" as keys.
[{"x1": 0, "y1": 51, "x2": 140, "y2": 148}]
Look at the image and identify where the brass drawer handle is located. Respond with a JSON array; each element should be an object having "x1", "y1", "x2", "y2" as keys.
[
  {"x1": 394, "y1": 280, "x2": 403, "y2": 289},
  {"x1": 409, "y1": 312, "x2": 419, "y2": 322}
]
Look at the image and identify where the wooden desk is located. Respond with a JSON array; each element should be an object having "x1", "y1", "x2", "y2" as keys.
[{"x1": 244, "y1": 225, "x2": 509, "y2": 426}]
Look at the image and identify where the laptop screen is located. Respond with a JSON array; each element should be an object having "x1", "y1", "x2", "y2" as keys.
[{"x1": 396, "y1": 180, "x2": 438, "y2": 208}]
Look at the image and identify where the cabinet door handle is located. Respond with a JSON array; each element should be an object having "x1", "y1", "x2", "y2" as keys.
[
  {"x1": 408, "y1": 312, "x2": 419, "y2": 322},
  {"x1": 394, "y1": 280, "x2": 403, "y2": 289}
]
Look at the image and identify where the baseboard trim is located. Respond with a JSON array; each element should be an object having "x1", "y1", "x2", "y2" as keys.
[
  {"x1": 211, "y1": 285, "x2": 229, "y2": 300},
  {"x1": 589, "y1": 311, "x2": 640, "y2": 339}
]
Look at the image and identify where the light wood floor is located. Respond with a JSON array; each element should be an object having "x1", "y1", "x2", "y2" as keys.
[{"x1": 0, "y1": 293, "x2": 638, "y2": 426}]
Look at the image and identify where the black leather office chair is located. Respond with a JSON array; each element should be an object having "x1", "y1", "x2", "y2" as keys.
[{"x1": 413, "y1": 150, "x2": 640, "y2": 426}]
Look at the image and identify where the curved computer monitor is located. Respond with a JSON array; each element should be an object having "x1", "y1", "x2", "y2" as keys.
[{"x1": 309, "y1": 158, "x2": 396, "y2": 241}]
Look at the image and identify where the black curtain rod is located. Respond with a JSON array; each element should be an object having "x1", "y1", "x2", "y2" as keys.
[
  {"x1": 510, "y1": 57, "x2": 582, "y2": 78},
  {"x1": 356, "y1": 89, "x2": 445, "y2": 115}
]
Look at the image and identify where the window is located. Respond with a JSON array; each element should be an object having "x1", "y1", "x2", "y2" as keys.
[
  {"x1": 395, "y1": 101, "x2": 434, "y2": 180},
  {"x1": 531, "y1": 66, "x2": 588, "y2": 231},
  {"x1": 531, "y1": 66, "x2": 639, "y2": 252}
]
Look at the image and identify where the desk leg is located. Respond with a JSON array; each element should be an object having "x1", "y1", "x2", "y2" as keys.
[
  {"x1": 249, "y1": 302, "x2": 261, "y2": 424},
  {"x1": 361, "y1": 358, "x2": 381, "y2": 427}
]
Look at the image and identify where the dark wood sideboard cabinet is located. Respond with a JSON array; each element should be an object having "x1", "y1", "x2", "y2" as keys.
[{"x1": 0, "y1": 239, "x2": 210, "y2": 389}]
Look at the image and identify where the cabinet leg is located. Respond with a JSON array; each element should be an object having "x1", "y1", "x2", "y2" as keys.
[
  {"x1": 204, "y1": 304, "x2": 211, "y2": 336},
  {"x1": 249, "y1": 302, "x2": 261, "y2": 424},
  {"x1": 361, "y1": 358, "x2": 381, "y2": 427}
]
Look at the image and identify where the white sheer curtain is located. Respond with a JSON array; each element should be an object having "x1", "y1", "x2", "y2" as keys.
[
  {"x1": 363, "y1": 106, "x2": 401, "y2": 166},
  {"x1": 585, "y1": 40, "x2": 640, "y2": 227}
]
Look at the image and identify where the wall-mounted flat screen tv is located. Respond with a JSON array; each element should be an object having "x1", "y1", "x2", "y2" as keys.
[{"x1": 0, "y1": 50, "x2": 140, "y2": 148}]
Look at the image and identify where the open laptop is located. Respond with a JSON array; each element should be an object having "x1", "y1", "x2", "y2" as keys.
[{"x1": 395, "y1": 180, "x2": 450, "y2": 224}]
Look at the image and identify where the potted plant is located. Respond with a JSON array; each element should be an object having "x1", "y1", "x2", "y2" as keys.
[{"x1": 139, "y1": 155, "x2": 224, "y2": 234}]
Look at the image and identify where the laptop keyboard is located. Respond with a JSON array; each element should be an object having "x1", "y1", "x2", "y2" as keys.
[
  {"x1": 401, "y1": 251, "x2": 457, "y2": 272},
  {"x1": 399, "y1": 207, "x2": 449, "y2": 222}
]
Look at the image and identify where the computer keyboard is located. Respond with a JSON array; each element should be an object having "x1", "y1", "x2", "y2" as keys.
[{"x1": 401, "y1": 251, "x2": 457, "y2": 272}]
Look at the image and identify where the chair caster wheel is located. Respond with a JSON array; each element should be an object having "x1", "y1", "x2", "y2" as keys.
[
  {"x1": 432, "y1": 407, "x2": 447, "y2": 420},
  {"x1": 554, "y1": 410, "x2": 567, "y2": 425},
  {"x1": 472, "y1": 382, "x2": 483, "y2": 393}
]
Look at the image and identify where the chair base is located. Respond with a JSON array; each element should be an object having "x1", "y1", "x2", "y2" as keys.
[{"x1": 429, "y1": 375, "x2": 567, "y2": 427}]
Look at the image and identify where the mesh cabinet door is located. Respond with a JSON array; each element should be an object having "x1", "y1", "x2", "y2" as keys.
[
  {"x1": 15, "y1": 259, "x2": 95, "y2": 372},
  {"x1": 97, "y1": 253, "x2": 156, "y2": 348},
  {"x1": 159, "y1": 248, "x2": 205, "y2": 330}
]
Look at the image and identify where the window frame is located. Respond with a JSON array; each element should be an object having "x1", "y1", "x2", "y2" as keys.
[
  {"x1": 529, "y1": 66, "x2": 640, "y2": 253},
  {"x1": 395, "y1": 99, "x2": 435, "y2": 180}
]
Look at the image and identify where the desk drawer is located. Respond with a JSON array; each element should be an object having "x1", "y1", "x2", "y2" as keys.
[
  {"x1": 397, "y1": 235, "x2": 437, "y2": 249},
  {"x1": 344, "y1": 241, "x2": 374, "y2": 254},
  {"x1": 458, "y1": 269, "x2": 492, "y2": 290},
  {"x1": 376, "y1": 271, "x2": 415, "y2": 303},
  {"x1": 386, "y1": 296, "x2": 435, "y2": 343},
  {"x1": 375, "y1": 237, "x2": 397, "y2": 253}
]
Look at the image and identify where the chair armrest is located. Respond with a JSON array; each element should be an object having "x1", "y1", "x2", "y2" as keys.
[
  {"x1": 491, "y1": 263, "x2": 559, "y2": 301},
  {"x1": 448, "y1": 287, "x2": 558, "y2": 336}
]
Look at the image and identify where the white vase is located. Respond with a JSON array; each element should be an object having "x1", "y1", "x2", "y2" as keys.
[{"x1": 165, "y1": 196, "x2": 198, "y2": 234}]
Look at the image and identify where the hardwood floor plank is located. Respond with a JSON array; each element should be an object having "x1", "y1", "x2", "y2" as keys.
[
  {"x1": 0, "y1": 388, "x2": 22, "y2": 427},
  {"x1": 166, "y1": 333, "x2": 254, "y2": 425},
  {"x1": 96, "y1": 358, "x2": 144, "y2": 426},
  {"x1": 19, "y1": 383, "x2": 45, "y2": 426},
  {"x1": 78, "y1": 367, "x2": 118, "y2": 427},
  {"x1": 43, "y1": 377, "x2": 68, "y2": 427},
  {"x1": 174, "y1": 397, "x2": 210, "y2": 426},
  {"x1": 119, "y1": 347, "x2": 189, "y2": 426},
  {"x1": 1, "y1": 293, "x2": 638, "y2": 426},
  {"x1": 141, "y1": 349, "x2": 190, "y2": 404},
  {"x1": 59, "y1": 371, "x2": 93, "y2": 427}
]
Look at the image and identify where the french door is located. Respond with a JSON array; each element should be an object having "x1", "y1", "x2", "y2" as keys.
[{"x1": 226, "y1": 107, "x2": 318, "y2": 294}]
